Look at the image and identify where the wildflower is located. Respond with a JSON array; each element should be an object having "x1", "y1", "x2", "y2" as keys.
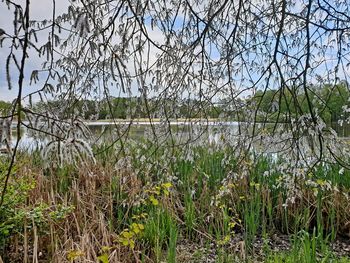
[
  {"x1": 149, "y1": 195, "x2": 159, "y2": 206},
  {"x1": 132, "y1": 213, "x2": 148, "y2": 220},
  {"x1": 217, "y1": 235, "x2": 230, "y2": 245},
  {"x1": 249, "y1": 182, "x2": 260, "y2": 189},
  {"x1": 131, "y1": 223, "x2": 144, "y2": 234},
  {"x1": 161, "y1": 182, "x2": 172, "y2": 195},
  {"x1": 228, "y1": 221, "x2": 236, "y2": 229},
  {"x1": 161, "y1": 182, "x2": 172, "y2": 189},
  {"x1": 316, "y1": 179, "x2": 325, "y2": 186},
  {"x1": 118, "y1": 230, "x2": 136, "y2": 248},
  {"x1": 67, "y1": 250, "x2": 84, "y2": 261}
]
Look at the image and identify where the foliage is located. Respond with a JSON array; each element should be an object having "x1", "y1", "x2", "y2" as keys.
[
  {"x1": 0, "y1": 101, "x2": 12, "y2": 116},
  {"x1": 0, "y1": 141, "x2": 349, "y2": 261},
  {"x1": 0, "y1": 157, "x2": 74, "y2": 257},
  {"x1": 31, "y1": 97, "x2": 225, "y2": 120},
  {"x1": 2, "y1": 0, "x2": 350, "y2": 262},
  {"x1": 3, "y1": 0, "x2": 350, "y2": 168},
  {"x1": 250, "y1": 83, "x2": 350, "y2": 123}
]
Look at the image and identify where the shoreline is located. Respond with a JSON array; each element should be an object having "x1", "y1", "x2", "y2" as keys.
[{"x1": 86, "y1": 119, "x2": 240, "y2": 126}]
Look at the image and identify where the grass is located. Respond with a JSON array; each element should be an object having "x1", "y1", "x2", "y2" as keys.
[{"x1": 0, "y1": 139, "x2": 350, "y2": 262}]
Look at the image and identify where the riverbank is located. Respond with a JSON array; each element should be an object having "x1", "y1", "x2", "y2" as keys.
[
  {"x1": 87, "y1": 118, "x2": 238, "y2": 126},
  {"x1": 1, "y1": 141, "x2": 350, "y2": 262}
]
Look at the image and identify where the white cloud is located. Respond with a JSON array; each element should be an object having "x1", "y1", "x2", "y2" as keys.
[{"x1": 0, "y1": 0, "x2": 70, "y2": 102}]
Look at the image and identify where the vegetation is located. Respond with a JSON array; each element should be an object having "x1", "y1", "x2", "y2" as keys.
[
  {"x1": 0, "y1": 101, "x2": 12, "y2": 116},
  {"x1": 250, "y1": 83, "x2": 350, "y2": 124},
  {"x1": 31, "y1": 97, "x2": 225, "y2": 121},
  {"x1": 27, "y1": 83, "x2": 350, "y2": 123},
  {"x1": 0, "y1": 139, "x2": 350, "y2": 262},
  {"x1": 1, "y1": 0, "x2": 350, "y2": 262}
]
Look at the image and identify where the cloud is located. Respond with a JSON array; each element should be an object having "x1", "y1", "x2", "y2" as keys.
[
  {"x1": 0, "y1": 0, "x2": 70, "y2": 102},
  {"x1": 0, "y1": 87, "x2": 18, "y2": 102}
]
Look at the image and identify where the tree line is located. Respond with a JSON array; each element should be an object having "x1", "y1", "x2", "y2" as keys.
[
  {"x1": 1, "y1": 83, "x2": 348, "y2": 123},
  {"x1": 30, "y1": 97, "x2": 225, "y2": 120},
  {"x1": 250, "y1": 82, "x2": 350, "y2": 123}
]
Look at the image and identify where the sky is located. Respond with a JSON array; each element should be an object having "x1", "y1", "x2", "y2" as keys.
[
  {"x1": 0, "y1": 0, "x2": 70, "y2": 102},
  {"x1": 0, "y1": 0, "x2": 168, "y2": 102},
  {"x1": 1, "y1": 0, "x2": 349, "y2": 103}
]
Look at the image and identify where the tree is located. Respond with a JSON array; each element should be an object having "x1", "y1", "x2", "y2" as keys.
[
  {"x1": 1, "y1": 0, "x2": 350, "y2": 201},
  {"x1": 0, "y1": 101, "x2": 12, "y2": 116},
  {"x1": 250, "y1": 83, "x2": 350, "y2": 124}
]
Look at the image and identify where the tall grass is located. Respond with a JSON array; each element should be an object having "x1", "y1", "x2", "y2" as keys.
[{"x1": 0, "y1": 141, "x2": 349, "y2": 262}]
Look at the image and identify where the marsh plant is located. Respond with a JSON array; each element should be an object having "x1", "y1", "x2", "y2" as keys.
[
  {"x1": 1, "y1": 0, "x2": 350, "y2": 262},
  {"x1": 0, "y1": 138, "x2": 350, "y2": 262},
  {"x1": 0, "y1": 118, "x2": 12, "y2": 153}
]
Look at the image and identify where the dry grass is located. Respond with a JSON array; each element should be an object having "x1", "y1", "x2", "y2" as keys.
[{"x1": 1, "y1": 147, "x2": 350, "y2": 262}]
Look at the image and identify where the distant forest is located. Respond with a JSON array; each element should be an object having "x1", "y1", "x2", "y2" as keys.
[
  {"x1": 1, "y1": 83, "x2": 349, "y2": 123},
  {"x1": 251, "y1": 82, "x2": 350, "y2": 123}
]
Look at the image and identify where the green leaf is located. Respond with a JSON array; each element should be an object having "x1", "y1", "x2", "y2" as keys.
[{"x1": 97, "y1": 253, "x2": 109, "y2": 263}]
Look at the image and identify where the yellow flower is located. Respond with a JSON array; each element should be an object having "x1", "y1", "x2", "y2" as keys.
[
  {"x1": 149, "y1": 195, "x2": 159, "y2": 206},
  {"x1": 121, "y1": 239, "x2": 129, "y2": 246},
  {"x1": 129, "y1": 239, "x2": 135, "y2": 249},
  {"x1": 217, "y1": 235, "x2": 230, "y2": 245},
  {"x1": 140, "y1": 213, "x2": 148, "y2": 219},
  {"x1": 131, "y1": 223, "x2": 144, "y2": 234},
  {"x1": 228, "y1": 222, "x2": 236, "y2": 228},
  {"x1": 161, "y1": 182, "x2": 172, "y2": 189},
  {"x1": 121, "y1": 230, "x2": 133, "y2": 239},
  {"x1": 316, "y1": 179, "x2": 325, "y2": 186},
  {"x1": 131, "y1": 223, "x2": 140, "y2": 234},
  {"x1": 67, "y1": 250, "x2": 84, "y2": 261}
]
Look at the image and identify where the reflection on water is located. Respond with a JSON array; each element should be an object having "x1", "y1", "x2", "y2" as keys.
[
  {"x1": 88, "y1": 123, "x2": 240, "y2": 145},
  {"x1": 10, "y1": 122, "x2": 241, "y2": 151},
  {"x1": 7, "y1": 121, "x2": 350, "y2": 151}
]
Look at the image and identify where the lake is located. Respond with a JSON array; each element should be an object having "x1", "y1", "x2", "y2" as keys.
[{"x1": 5, "y1": 120, "x2": 350, "y2": 152}]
